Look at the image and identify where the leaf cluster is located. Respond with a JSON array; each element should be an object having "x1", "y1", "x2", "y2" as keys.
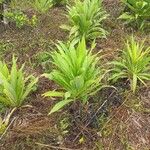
[
  {"x1": 119, "y1": 0, "x2": 150, "y2": 30},
  {"x1": 43, "y1": 38, "x2": 105, "y2": 114},
  {"x1": 61, "y1": 0, "x2": 108, "y2": 41},
  {"x1": 0, "y1": 56, "x2": 38, "y2": 107},
  {"x1": 110, "y1": 36, "x2": 150, "y2": 93}
]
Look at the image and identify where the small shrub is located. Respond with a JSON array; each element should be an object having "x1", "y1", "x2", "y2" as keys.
[
  {"x1": 42, "y1": 38, "x2": 105, "y2": 114},
  {"x1": 4, "y1": 10, "x2": 28, "y2": 28},
  {"x1": 119, "y1": 0, "x2": 150, "y2": 30},
  {"x1": 4, "y1": 10, "x2": 38, "y2": 28},
  {"x1": 61, "y1": 0, "x2": 108, "y2": 41},
  {"x1": 110, "y1": 36, "x2": 150, "y2": 93},
  {"x1": 0, "y1": 56, "x2": 38, "y2": 107}
]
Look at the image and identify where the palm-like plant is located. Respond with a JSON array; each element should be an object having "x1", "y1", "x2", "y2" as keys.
[
  {"x1": 119, "y1": 0, "x2": 150, "y2": 30},
  {"x1": 110, "y1": 36, "x2": 150, "y2": 93},
  {"x1": 43, "y1": 38, "x2": 105, "y2": 114},
  {"x1": 0, "y1": 56, "x2": 38, "y2": 107},
  {"x1": 61, "y1": 0, "x2": 108, "y2": 41}
]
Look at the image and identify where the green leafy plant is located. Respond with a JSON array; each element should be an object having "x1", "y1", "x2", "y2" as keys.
[
  {"x1": 110, "y1": 36, "x2": 150, "y2": 93},
  {"x1": 42, "y1": 38, "x2": 105, "y2": 114},
  {"x1": 61, "y1": 0, "x2": 108, "y2": 41},
  {"x1": 33, "y1": 0, "x2": 53, "y2": 13},
  {"x1": 119, "y1": 0, "x2": 150, "y2": 30},
  {"x1": 4, "y1": 10, "x2": 38, "y2": 28},
  {"x1": 4, "y1": 10, "x2": 28, "y2": 28},
  {"x1": 0, "y1": 56, "x2": 38, "y2": 107}
]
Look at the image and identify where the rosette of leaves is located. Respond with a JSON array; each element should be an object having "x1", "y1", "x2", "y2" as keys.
[
  {"x1": 0, "y1": 56, "x2": 38, "y2": 107},
  {"x1": 110, "y1": 36, "x2": 150, "y2": 93},
  {"x1": 61, "y1": 0, "x2": 108, "y2": 41},
  {"x1": 42, "y1": 38, "x2": 105, "y2": 114}
]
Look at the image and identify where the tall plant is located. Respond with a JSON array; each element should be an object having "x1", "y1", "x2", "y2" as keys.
[
  {"x1": 61, "y1": 0, "x2": 108, "y2": 41},
  {"x1": 110, "y1": 36, "x2": 150, "y2": 93},
  {"x1": 43, "y1": 38, "x2": 105, "y2": 114}
]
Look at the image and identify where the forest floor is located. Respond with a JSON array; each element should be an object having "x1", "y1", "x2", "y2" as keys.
[{"x1": 0, "y1": 0, "x2": 150, "y2": 149}]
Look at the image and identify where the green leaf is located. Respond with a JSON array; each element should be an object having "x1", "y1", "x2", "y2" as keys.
[
  {"x1": 49, "y1": 99, "x2": 73, "y2": 115},
  {"x1": 43, "y1": 91, "x2": 64, "y2": 98},
  {"x1": 118, "y1": 13, "x2": 134, "y2": 20},
  {"x1": 60, "y1": 25, "x2": 71, "y2": 31},
  {"x1": 22, "y1": 77, "x2": 38, "y2": 103}
]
